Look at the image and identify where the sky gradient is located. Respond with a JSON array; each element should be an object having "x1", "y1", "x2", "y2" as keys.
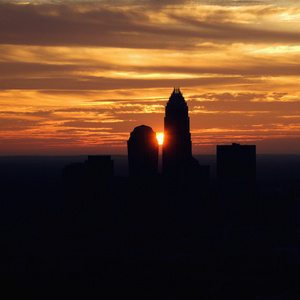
[{"x1": 1, "y1": 0, "x2": 300, "y2": 155}]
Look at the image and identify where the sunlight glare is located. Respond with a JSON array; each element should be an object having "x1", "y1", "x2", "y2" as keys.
[{"x1": 156, "y1": 133, "x2": 164, "y2": 145}]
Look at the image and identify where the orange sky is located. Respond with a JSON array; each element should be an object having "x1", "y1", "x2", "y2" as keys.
[{"x1": 1, "y1": 0, "x2": 300, "y2": 155}]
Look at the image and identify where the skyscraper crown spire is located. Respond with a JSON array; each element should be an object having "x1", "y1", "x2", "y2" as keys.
[
  {"x1": 168, "y1": 87, "x2": 186, "y2": 107},
  {"x1": 163, "y1": 88, "x2": 192, "y2": 176}
]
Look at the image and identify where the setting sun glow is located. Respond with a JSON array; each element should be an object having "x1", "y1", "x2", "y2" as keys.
[
  {"x1": 1, "y1": 1, "x2": 300, "y2": 155},
  {"x1": 156, "y1": 133, "x2": 164, "y2": 146}
]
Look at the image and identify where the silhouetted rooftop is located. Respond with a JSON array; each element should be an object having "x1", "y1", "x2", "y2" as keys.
[
  {"x1": 130, "y1": 125, "x2": 155, "y2": 137},
  {"x1": 167, "y1": 87, "x2": 187, "y2": 107}
]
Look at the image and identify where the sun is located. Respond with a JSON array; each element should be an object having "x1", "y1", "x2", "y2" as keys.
[{"x1": 156, "y1": 133, "x2": 164, "y2": 145}]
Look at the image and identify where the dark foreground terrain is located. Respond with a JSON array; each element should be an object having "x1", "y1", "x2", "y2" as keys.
[{"x1": 0, "y1": 155, "x2": 300, "y2": 298}]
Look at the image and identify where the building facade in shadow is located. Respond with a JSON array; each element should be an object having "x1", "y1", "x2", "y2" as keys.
[
  {"x1": 125, "y1": 125, "x2": 161, "y2": 228},
  {"x1": 127, "y1": 125, "x2": 158, "y2": 178},
  {"x1": 162, "y1": 88, "x2": 210, "y2": 227},
  {"x1": 163, "y1": 88, "x2": 193, "y2": 178},
  {"x1": 162, "y1": 88, "x2": 209, "y2": 183}
]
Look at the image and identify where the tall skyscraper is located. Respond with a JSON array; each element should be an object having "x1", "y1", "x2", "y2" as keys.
[
  {"x1": 161, "y1": 88, "x2": 209, "y2": 227},
  {"x1": 162, "y1": 88, "x2": 193, "y2": 177},
  {"x1": 127, "y1": 125, "x2": 159, "y2": 178}
]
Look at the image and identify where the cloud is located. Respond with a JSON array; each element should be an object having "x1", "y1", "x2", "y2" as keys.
[
  {"x1": 1, "y1": 1, "x2": 300, "y2": 154},
  {"x1": 1, "y1": 2, "x2": 300, "y2": 49},
  {"x1": 0, "y1": 75, "x2": 260, "y2": 90},
  {"x1": 0, "y1": 118, "x2": 40, "y2": 131},
  {"x1": 188, "y1": 92, "x2": 294, "y2": 102},
  {"x1": 0, "y1": 62, "x2": 80, "y2": 79},
  {"x1": 59, "y1": 120, "x2": 113, "y2": 128}
]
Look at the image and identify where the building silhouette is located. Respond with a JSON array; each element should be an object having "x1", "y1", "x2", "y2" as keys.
[
  {"x1": 127, "y1": 125, "x2": 159, "y2": 178},
  {"x1": 163, "y1": 88, "x2": 195, "y2": 178},
  {"x1": 161, "y1": 88, "x2": 210, "y2": 227}
]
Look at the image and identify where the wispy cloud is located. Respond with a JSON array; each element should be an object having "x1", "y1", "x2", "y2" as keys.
[
  {"x1": 2, "y1": 2, "x2": 300, "y2": 48},
  {"x1": 0, "y1": 1, "x2": 300, "y2": 154}
]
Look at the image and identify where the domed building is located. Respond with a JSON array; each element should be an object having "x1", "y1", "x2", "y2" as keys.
[{"x1": 127, "y1": 125, "x2": 159, "y2": 178}]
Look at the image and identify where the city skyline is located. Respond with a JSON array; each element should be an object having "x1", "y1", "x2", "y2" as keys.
[{"x1": 1, "y1": 0, "x2": 300, "y2": 155}]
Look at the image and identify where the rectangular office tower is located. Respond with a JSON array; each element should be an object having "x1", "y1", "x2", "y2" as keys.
[{"x1": 216, "y1": 143, "x2": 256, "y2": 225}]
